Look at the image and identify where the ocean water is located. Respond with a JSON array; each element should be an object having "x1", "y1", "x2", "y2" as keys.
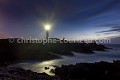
[
  {"x1": 105, "y1": 44, "x2": 120, "y2": 49},
  {"x1": 13, "y1": 44, "x2": 120, "y2": 75}
]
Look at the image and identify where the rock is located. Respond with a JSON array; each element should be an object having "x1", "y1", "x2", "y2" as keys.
[
  {"x1": 45, "y1": 67, "x2": 49, "y2": 70},
  {"x1": 0, "y1": 67, "x2": 58, "y2": 80},
  {"x1": 53, "y1": 60, "x2": 120, "y2": 80}
]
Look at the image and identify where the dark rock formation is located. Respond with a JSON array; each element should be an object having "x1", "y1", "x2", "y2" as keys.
[
  {"x1": 53, "y1": 60, "x2": 120, "y2": 80},
  {"x1": 0, "y1": 39, "x2": 110, "y2": 65},
  {"x1": 0, "y1": 67, "x2": 58, "y2": 80},
  {"x1": 1, "y1": 60, "x2": 120, "y2": 80},
  {"x1": 45, "y1": 67, "x2": 49, "y2": 70}
]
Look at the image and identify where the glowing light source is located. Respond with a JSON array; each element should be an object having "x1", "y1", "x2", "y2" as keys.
[
  {"x1": 44, "y1": 24, "x2": 51, "y2": 30},
  {"x1": 44, "y1": 23, "x2": 51, "y2": 39}
]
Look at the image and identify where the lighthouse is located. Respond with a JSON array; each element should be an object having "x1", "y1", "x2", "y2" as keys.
[{"x1": 44, "y1": 24, "x2": 51, "y2": 40}]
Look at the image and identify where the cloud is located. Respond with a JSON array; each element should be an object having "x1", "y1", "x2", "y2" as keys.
[{"x1": 97, "y1": 24, "x2": 120, "y2": 33}]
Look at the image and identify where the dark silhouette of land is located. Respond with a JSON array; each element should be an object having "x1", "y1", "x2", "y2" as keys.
[
  {"x1": 0, "y1": 67, "x2": 58, "y2": 80},
  {"x1": 0, "y1": 61, "x2": 120, "y2": 80},
  {"x1": 0, "y1": 38, "x2": 120, "y2": 80},
  {"x1": 52, "y1": 60, "x2": 120, "y2": 80},
  {"x1": 0, "y1": 38, "x2": 109, "y2": 65}
]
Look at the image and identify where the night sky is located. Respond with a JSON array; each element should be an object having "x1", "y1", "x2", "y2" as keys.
[{"x1": 0, "y1": 0, "x2": 120, "y2": 43}]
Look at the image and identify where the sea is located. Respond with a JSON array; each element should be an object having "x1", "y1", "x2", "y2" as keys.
[{"x1": 12, "y1": 44, "x2": 120, "y2": 75}]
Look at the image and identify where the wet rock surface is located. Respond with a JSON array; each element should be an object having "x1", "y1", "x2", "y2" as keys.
[
  {"x1": 0, "y1": 67, "x2": 58, "y2": 80},
  {"x1": 53, "y1": 60, "x2": 120, "y2": 80}
]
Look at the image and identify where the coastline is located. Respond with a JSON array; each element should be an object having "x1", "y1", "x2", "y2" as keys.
[{"x1": 1, "y1": 60, "x2": 120, "y2": 80}]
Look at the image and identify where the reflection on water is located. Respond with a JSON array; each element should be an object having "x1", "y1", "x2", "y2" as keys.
[{"x1": 14, "y1": 48, "x2": 120, "y2": 75}]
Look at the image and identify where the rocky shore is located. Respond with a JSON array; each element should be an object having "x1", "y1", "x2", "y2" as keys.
[
  {"x1": 0, "y1": 67, "x2": 58, "y2": 80},
  {"x1": 53, "y1": 60, "x2": 120, "y2": 80},
  {"x1": 0, "y1": 39, "x2": 109, "y2": 64},
  {"x1": 0, "y1": 39, "x2": 114, "y2": 80},
  {"x1": 1, "y1": 60, "x2": 120, "y2": 80}
]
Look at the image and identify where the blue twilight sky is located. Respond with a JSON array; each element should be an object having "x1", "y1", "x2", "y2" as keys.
[{"x1": 0, "y1": 0, "x2": 120, "y2": 43}]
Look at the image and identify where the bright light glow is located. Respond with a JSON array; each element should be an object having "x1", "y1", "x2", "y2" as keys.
[{"x1": 45, "y1": 24, "x2": 51, "y2": 30}]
